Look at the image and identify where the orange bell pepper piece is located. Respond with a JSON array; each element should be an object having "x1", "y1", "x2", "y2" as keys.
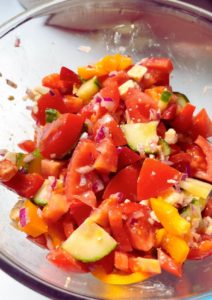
[
  {"x1": 78, "y1": 54, "x2": 133, "y2": 80},
  {"x1": 150, "y1": 197, "x2": 190, "y2": 237},
  {"x1": 92, "y1": 267, "x2": 152, "y2": 285},
  {"x1": 20, "y1": 200, "x2": 48, "y2": 237},
  {"x1": 161, "y1": 232, "x2": 189, "y2": 264}
]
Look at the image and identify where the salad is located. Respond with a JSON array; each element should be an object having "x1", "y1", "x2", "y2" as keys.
[{"x1": 0, "y1": 54, "x2": 211, "y2": 285}]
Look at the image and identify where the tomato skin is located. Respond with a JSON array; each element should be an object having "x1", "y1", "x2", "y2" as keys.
[
  {"x1": 171, "y1": 103, "x2": 196, "y2": 132},
  {"x1": 47, "y1": 248, "x2": 89, "y2": 273},
  {"x1": 62, "y1": 213, "x2": 74, "y2": 238},
  {"x1": 157, "y1": 248, "x2": 182, "y2": 277},
  {"x1": 169, "y1": 152, "x2": 192, "y2": 175},
  {"x1": 65, "y1": 139, "x2": 98, "y2": 205},
  {"x1": 5, "y1": 172, "x2": 44, "y2": 198},
  {"x1": 123, "y1": 88, "x2": 157, "y2": 123},
  {"x1": 39, "y1": 113, "x2": 84, "y2": 159},
  {"x1": 125, "y1": 205, "x2": 155, "y2": 252},
  {"x1": 32, "y1": 92, "x2": 68, "y2": 126},
  {"x1": 89, "y1": 251, "x2": 115, "y2": 274},
  {"x1": 60, "y1": 66, "x2": 80, "y2": 85},
  {"x1": 161, "y1": 103, "x2": 177, "y2": 120},
  {"x1": 194, "y1": 135, "x2": 212, "y2": 183},
  {"x1": 188, "y1": 239, "x2": 212, "y2": 260},
  {"x1": 185, "y1": 144, "x2": 206, "y2": 174},
  {"x1": 108, "y1": 204, "x2": 132, "y2": 252},
  {"x1": 203, "y1": 197, "x2": 212, "y2": 218},
  {"x1": 114, "y1": 251, "x2": 130, "y2": 272},
  {"x1": 70, "y1": 200, "x2": 93, "y2": 226},
  {"x1": 191, "y1": 108, "x2": 212, "y2": 139},
  {"x1": 141, "y1": 58, "x2": 174, "y2": 73},
  {"x1": 103, "y1": 165, "x2": 140, "y2": 201},
  {"x1": 117, "y1": 146, "x2": 141, "y2": 170},
  {"x1": 18, "y1": 140, "x2": 36, "y2": 153},
  {"x1": 137, "y1": 158, "x2": 182, "y2": 200}
]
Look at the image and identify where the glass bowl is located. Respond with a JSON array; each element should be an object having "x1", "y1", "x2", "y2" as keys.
[{"x1": 0, "y1": 0, "x2": 211, "y2": 299}]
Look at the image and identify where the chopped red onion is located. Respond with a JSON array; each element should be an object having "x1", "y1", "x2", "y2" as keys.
[
  {"x1": 95, "y1": 126, "x2": 105, "y2": 142},
  {"x1": 76, "y1": 165, "x2": 94, "y2": 174},
  {"x1": 101, "y1": 98, "x2": 115, "y2": 111},
  {"x1": 109, "y1": 71, "x2": 118, "y2": 77},
  {"x1": 19, "y1": 208, "x2": 28, "y2": 227},
  {"x1": 92, "y1": 179, "x2": 104, "y2": 193},
  {"x1": 49, "y1": 176, "x2": 57, "y2": 189},
  {"x1": 94, "y1": 95, "x2": 102, "y2": 103},
  {"x1": 114, "y1": 192, "x2": 124, "y2": 202},
  {"x1": 181, "y1": 173, "x2": 188, "y2": 181},
  {"x1": 103, "y1": 97, "x2": 113, "y2": 102},
  {"x1": 0, "y1": 149, "x2": 7, "y2": 156}
]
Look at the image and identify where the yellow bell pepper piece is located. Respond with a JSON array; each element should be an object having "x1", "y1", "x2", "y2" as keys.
[
  {"x1": 161, "y1": 231, "x2": 189, "y2": 264},
  {"x1": 92, "y1": 267, "x2": 152, "y2": 285},
  {"x1": 150, "y1": 198, "x2": 190, "y2": 237},
  {"x1": 20, "y1": 200, "x2": 48, "y2": 238},
  {"x1": 155, "y1": 228, "x2": 166, "y2": 246},
  {"x1": 78, "y1": 54, "x2": 133, "y2": 80},
  {"x1": 28, "y1": 157, "x2": 42, "y2": 174}
]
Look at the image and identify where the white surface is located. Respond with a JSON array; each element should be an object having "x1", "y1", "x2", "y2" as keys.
[{"x1": 0, "y1": 3, "x2": 48, "y2": 300}]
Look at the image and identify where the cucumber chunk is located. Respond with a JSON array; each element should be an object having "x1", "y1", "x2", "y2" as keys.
[
  {"x1": 33, "y1": 179, "x2": 52, "y2": 206},
  {"x1": 62, "y1": 220, "x2": 117, "y2": 262},
  {"x1": 180, "y1": 178, "x2": 212, "y2": 199},
  {"x1": 174, "y1": 92, "x2": 189, "y2": 108},
  {"x1": 121, "y1": 121, "x2": 159, "y2": 153},
  {"x1": 76, "y1": 76, "x2": 100, "y2": 103}
]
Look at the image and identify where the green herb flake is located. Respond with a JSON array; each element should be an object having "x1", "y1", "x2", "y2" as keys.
[
  {"x1": 161, "y1": 90, "x2": 172, "y2": 103},
  {"x1": 45, "y1": 108, "x2": 60, "y2": 123},
  {"x1": 33, "y1": 148, "x2": 41, "y2": 158}
]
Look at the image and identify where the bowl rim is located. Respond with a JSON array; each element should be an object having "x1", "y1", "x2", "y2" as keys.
[{"x1": 0, "y1": 0, "x2": 212, "y2": 299}]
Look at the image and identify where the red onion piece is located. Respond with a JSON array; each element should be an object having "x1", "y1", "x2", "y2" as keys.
[
  {"x1": 95, "y1": 126, "x2": 105, "y2": 142},
  {"x1": 19, "y1": 208, "x2": 28, "y2": 227},
  {"x1": 92, "y1": 179, "x2": 104, "y2": 193},
  {"x1": 76, "y1": 165, "x2": 94, "y2": 174}
]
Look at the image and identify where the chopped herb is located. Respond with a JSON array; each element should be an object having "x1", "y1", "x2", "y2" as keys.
[
  {"x1": 45, "y1": 108, "x2": 60, "y2": 123},
  {"x1": 8, "y1": 95, "x2": 15, "y2": 101},
  {"x1": 161, "y1": 90, "x2": 172, "y2": 103},
  {"x1": 6, "y1": 79, "x2": 17, "y2": 89},
  {"x1": 33, "y1": 148, "x2": 41, "y2": 158}
]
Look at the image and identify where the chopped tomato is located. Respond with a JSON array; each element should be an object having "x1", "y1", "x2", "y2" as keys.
[
  {"x1": 60, "y1": 66, "x2": 80, "y2": 85},
  {"x1": 185, "y1": 144, "x2": 207, "y2": 175},
  {"x1": 114, "y1": 251, "x2": 130, "y2": 272},
  {"x1": 129, "y1": 257, "x2": 161, "y2": 274},
  {"x1": 108, "y1": 204, "x2": 132, "y2": 252},
  {"x1": 157, "y1": 248, "x2": 182, "y2": 277},
  {"x1": 93, "y1": 114, "x2": 127, "y2": 147},
  {"x1": 65, "y1": 139, "x2": 98, "y2": 206},
  {"x1": 27, "y1": 234, "x2": 47, "y2": 249},
  {"x1": 103, "y1": 71, "x2": 129, "y2": 87},
  {"x1": 161, "y1": 103, "x2": 177, "y2": 120},
  {"x1": 47, "y1": 221, "x2": 66, "y2": 248},
  {"x1": 137, "y1": 158, "x2": 182, "y2": 200},
  {"x1": 69, "y1": 200, "x2": 92, "y2": 226},
  {"x1": 62, "y1": 213, "x2": 74, "y2": 238},
  {"x1": 169, "y1": 152, "x2": 192, "y2": 175},
  {"x1": 188, "y1": 239, "x2": 212, "y2": 260},
  {"x1": 63, "y1": 95, "x2": 83, "y2": 113},
  {"x1": 90, "y1": 251, "x2": 115, "y2": 274},
  {"x1": 123, "y1": 88, "x2": 157, "y2": 123},
  {"x1": 41, "y1": 159, "x2": 65, "y2": 178},
  {"x1": 42, "y1": 73, "x2": 73, "y2": 94},
  {"x1": 141, "y1": 58, "x2": 174, "y2": 73},
  {"x1": 47, "y1": 248, "x2": 88, "y2": 272},
  {"x1": 203, "y1": 197, "x2": 212, "y2": 218},
  {"x1": 42, "y1": 193, "x2": 69, "y2": 223},
  {"x1": 99, "y1": 85, "x2": 120, "y2": 113},
  {"x1": 0, "y1": 159, "x2": 18, "y2": 182},
  {"x1": 103, "y1": 165, "x2": 140, "y2": 201},
  {"x1": 171, "y1": 103, "x2": 196, "y2": 132},
  {"x1": 5, "y1": 172, "x2": 44, "y2": 198},
  {"x1": 117, "y1": 146, "x2": 141, "y2": 170},
  {"x1": 191, "y1": 108, "x2": 212, "y2": 139},
  {"x1": 140, "y1": 69, "x2": 170, "y2": 89},
  {"x1": 194, "y1": 136, "x2": 212, "y2": 183},
  {"x1": 18, "y1": 140, "x2": 36, "y2": 153},
  {"x1": 94, "y1": 138, "x2": 118, "y2": 173},
  {"x1": 39, "y1": 113, "x2": 84, "y2": 159},
  {"x1": 156, "y1": 121, "x2": 166, "y2": 138},
  {"x1": 126, "y1": 205, "x2": 156, "y2": 251}
]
